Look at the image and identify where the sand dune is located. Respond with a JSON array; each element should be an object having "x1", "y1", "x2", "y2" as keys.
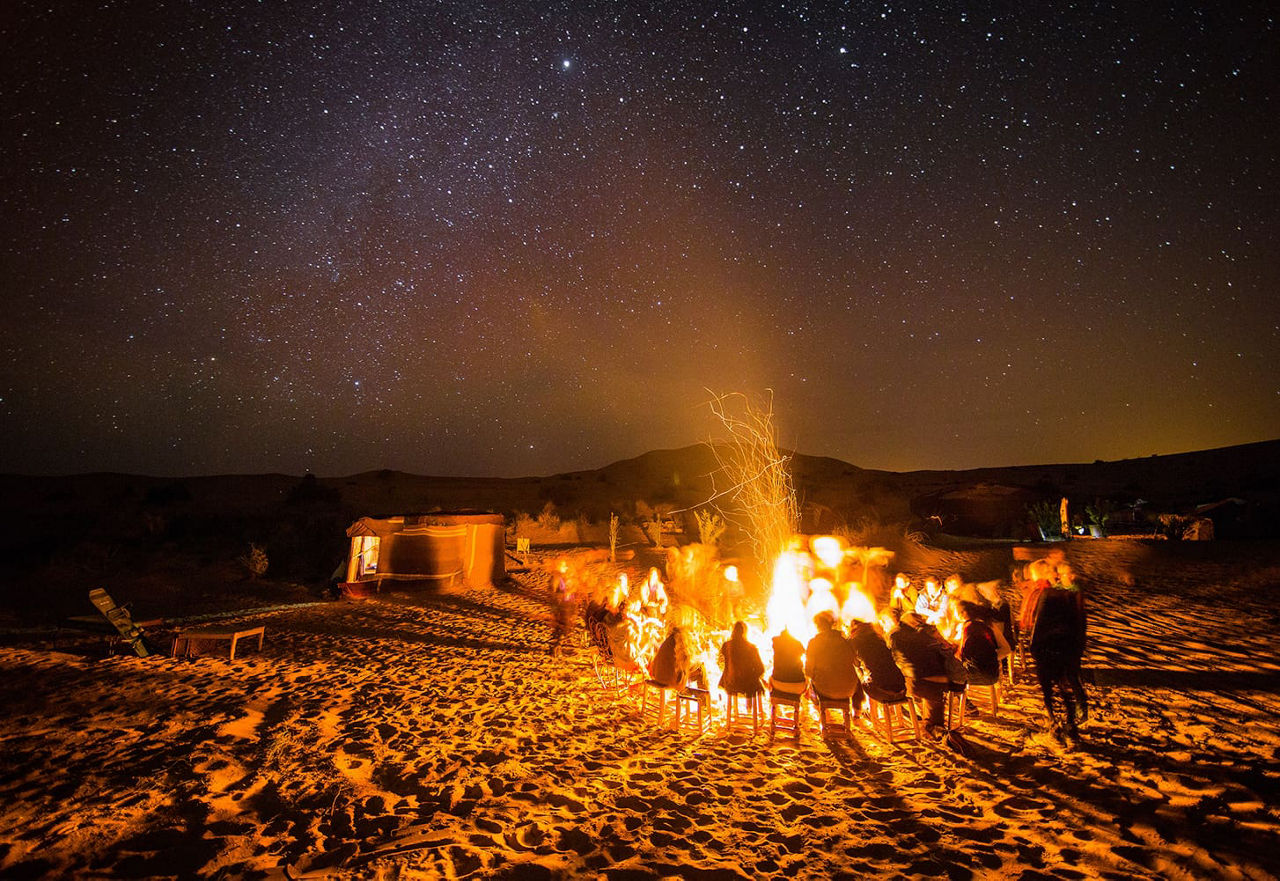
[{"x1": 1, "y1": 541, "x2": 1279, "y2": 879}]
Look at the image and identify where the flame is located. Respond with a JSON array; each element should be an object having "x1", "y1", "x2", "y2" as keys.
[
  {"x1": 762, "y1": 540, "x2": 896, "y2": 642},
  {"x1": 840, "y1": 583, "x2": 876, "y2": 627},
  {"x1": 765, "y1": 550, "x2": 812, "y2": 641},
  {"x1": 810, "y1": 535, "x2": 845, "y2": 571}
]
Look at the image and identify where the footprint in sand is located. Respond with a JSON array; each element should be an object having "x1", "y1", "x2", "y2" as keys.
[{"x1": 992, "y1": 794, "x2": 1054, "y2": 818}]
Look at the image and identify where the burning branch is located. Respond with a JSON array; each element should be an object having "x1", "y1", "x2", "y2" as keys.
[{"x1": 705, "y1": 390, "x2": 799, "y2": 583}]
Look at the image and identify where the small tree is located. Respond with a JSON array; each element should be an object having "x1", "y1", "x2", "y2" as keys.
[
  {"x1": 609, "y1": 513, "x2": 620, "y2": 562},
  {"x1": 239, "y1": 543, "x2": 269, "y2": 580},
  {"x1": 694, "y1": 508, "x2": 726, "y2": 548}
]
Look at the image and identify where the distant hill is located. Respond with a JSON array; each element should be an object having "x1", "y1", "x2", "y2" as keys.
[{"x1": 1, "y1": 439, "x2": 1277, "y2": 625}]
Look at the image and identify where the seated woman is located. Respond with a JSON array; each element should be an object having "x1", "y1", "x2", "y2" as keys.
[
  {"x1": 719, "y1": 621, "x2": 766, "y2": 697},
  {"x1": 650, "y1": 625, "x2": 706, "y2": 691},
  {"x1": 954, "y1": 600, "x2": 1002, "y2": 686},
  {"x1": 769, "y1": 628, "x2": 807, "y2": 695}
]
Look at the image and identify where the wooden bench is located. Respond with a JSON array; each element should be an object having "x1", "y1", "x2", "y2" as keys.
[{"x1": 172, "y1": 625, "x2": 266, "y2": 661}]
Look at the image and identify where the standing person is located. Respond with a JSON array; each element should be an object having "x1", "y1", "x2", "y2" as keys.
[
  {"x1": 805, "y1": 612, "x2": 863, "y2": 706},
  {"x1": 548, "y1": 561, "x2": 576, "y2": 657},
  {"x1": 1021, "y1": 561, "x2": 1089, "y2": 743},
  {"x1": 889, "y1": 611, "x2": 965, "y2": 739},
  {"x1": 719, "y1": 621, "x2": 766, "y2": 697}
]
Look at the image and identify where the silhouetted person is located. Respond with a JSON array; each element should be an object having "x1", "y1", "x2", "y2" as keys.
[
  {"x1": 848, "y1": 615, "x2": 907, "y2": 703},
  {"x1": 1021, "y1": 564, "x2": 1089, "y2": 742},
  {"x1": 770, "y1": 628, "x2": 807, "y2": 695},
  {"x1": 651, "y1": 625, "x2": 705, "y2": 691},
  {"x1": 719, "y1": 621, "x2": 765, "y2": 696},
  {"x1": 805, "y1": 612, "x2": 863, "y2": 705},
  {"x1": 954, "y1": 600, "x2": 1001, "y2": 686},
  {"x1": 889, "y1": 611, "x2": 964, "y2": 739},
  {"x1": 548, "y1": 563, "x2": 576, "y2": 657}
]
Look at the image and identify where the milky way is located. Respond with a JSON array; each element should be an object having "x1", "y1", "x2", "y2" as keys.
[{"x1": 2, "y1": 2, "x2": 1276, "y2": 477}]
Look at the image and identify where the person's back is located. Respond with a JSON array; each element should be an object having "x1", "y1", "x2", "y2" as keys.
[
  {"x1": 958, "y1": 618, "x2": 1001, "y2": 685},
  {"x1": 805, "y1": 624, "x2": 860, "y2": 699},
  {"x1": 770, "y1": 629, "x2": 806, "y2": 693},
  {"x1": 888, "y1": 612, "x2": 958, "y2": 736},
  {"x1": 650, "y1": 628, "x2": 683, "y2": 687},
  {"x1": 1029, "y1": 587, "x2": 1085, "y2": 659},
  {"x1": 889, "y1": 615, "x2": 949, "y2": 681},
  {"x1": 849, "y1": 620, "x2": 906, "y2": 699},
  {"x1": 719, "y1": 622, "x2": 766, "y2": 695}
]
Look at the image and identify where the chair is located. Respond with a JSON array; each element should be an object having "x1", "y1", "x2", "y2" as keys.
[
  {"x1": 957, "y1": 678, "x2": 1001, "y2": 725},
  {"x1": 769, "y1": 688, "x2": 803, "y2": 742},
  {"x1": 586, "y1": 620, "x2": 641, "y2": 698},
  {"x1": 639, "y1": 679, "x2": 675, "y2": 727},
  {"x1": 724, "y1": 690, "x2": 764, "y2": 736},
  {"x1": 88, "y1": 588, "x2": 152, "y2": 658},
  {"x1": 814, "y1": 691, "x2": 855, "y2": 739},
  {"x1": 674, "y1": 687, "x2": 710, "y2": 735},
  {"x1": 862, "y1": 692, "x2": 920, "y2": 745}
]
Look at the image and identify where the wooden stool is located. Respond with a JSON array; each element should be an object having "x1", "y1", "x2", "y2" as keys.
[
  {"x1": 639, "y1": 679, "x2": 675, "y2": 727},
  {"x1": 769, "y1": 689, "x2": 802, "y2": 742},
  {"x1": 958, "y1": 680, "x2": 1001, "y2": 725},
  {"x1": 863, "y1": 693, "x2": 921, "y2": 744},
  {"x1": 815, "y1": 693, "x2": 854, "y2": 739},
  {"x1": 724, "y1": 691, "x2": 763, "y2": 736},
  {"x1": 674, "y1": 687, "x2": 709, "y2": 735}
]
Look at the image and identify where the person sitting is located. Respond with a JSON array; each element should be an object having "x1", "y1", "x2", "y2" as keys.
[
  {"x1": 914, "y1": 577, "x2": 949, "y2": 629},
  {"x1": 848, "y1": 611, "x2": 908, "y2": 703},
  {"x1": 889, "y1": 573, "x2": 918, "y2": 616},
  {"x1": 804, "y1": 611, "x2": 863, "y2": 707},
  {"x1": 888, "y1": 611, "x2": 964, "y2": 739},
  {"x1": 973, "y1": 580, "x2": 1015, "y2": 640},
  {"x1": 954, "y1": 601, "x2": 1001, "y2": 687},
  {"x1": 719, "y1": 621, "x2": 766, "y2": 697},
  {"x1": 650, "y1": 625, "x2": 706, "y2": 691},
  {"x1": 769, "y1": 628, "x2": 807, "y2": 695}
]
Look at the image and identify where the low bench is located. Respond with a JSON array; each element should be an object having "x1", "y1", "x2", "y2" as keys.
[{"x1": 172, "y1": 625, "x2": 265, "y2": 661}]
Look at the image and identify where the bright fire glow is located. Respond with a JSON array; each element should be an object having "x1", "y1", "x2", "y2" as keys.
[{"x1": 811, "y1": 535, "x2": 845, "y2": 570}]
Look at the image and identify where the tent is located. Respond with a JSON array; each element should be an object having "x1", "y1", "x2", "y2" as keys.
[{"x1": 344, "y1": 512, "x2": 505, "y2": 588}]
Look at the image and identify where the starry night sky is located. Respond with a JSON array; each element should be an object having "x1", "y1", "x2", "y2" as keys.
[{"x1": 2, "y1": 2, "x2": 1277, "y2": 478}]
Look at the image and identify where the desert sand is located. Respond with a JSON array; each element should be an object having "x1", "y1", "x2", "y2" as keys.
[{"x1": 1, "y1": 538, "x2": 1279, "y2": 880}]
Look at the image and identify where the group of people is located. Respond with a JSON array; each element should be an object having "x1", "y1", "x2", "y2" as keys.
[{"x1": 563, "y1": 554, "x2": 1090, "y2": 747}]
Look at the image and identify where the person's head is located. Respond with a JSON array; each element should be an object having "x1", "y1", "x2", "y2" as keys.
[
  {"x1": 731, "y1": 620, "x2": 748, "y2": 640},
  {"x1": 924, "y1": 576, "x2": 940, "y2": 594},
  {"x1": 813, "y1": 610, "x2": 836, "y2": 632},
  {"x1": 955, "y1": 600, "x2": 977, "y2": 622},
  {"x1": 944, "y1": 574, "x2": 962, "y2": 594},
  {"x1": 894, "y1": 573, "x2": 910, "y2": 591}
]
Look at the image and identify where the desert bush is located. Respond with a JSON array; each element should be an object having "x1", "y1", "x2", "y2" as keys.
[
  {"x1": 694, "y1": 508, "x2": 727, "y2": 548},
  {"x1": 1028, "y1": 500, "x2": 1061, "y2": 540},
  {"x1": 239, "y1": 542, "x2": 269, "y2": 579},
  {"x1": 536, "y1": 502, "x2": 561, "y2": 532}
]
